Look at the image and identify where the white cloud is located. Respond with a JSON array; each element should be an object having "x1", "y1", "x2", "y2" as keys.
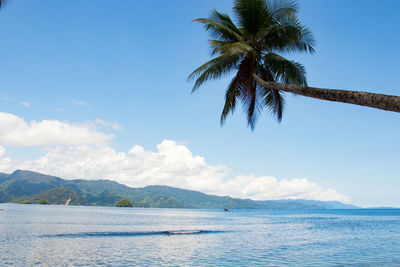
[
  {"x1": 72, "y1": 100, "x2": 90, "y2": 107},
  {"x1": 21, "y1": 102, "x2": 31, "y2": 107},
  {"x1": 73, "y1": 118, "x2": 122, "y2": 132},
  {"x1": 0, "y1": 112, "x2": 113, "y2": 147},
  {"x1": 0, "y1": 146, "x2": 5, "y2": 158},
  {"x1": 0, "y1": 146, "x2": 12, "y2": 171},
  {"x1": 0, "y1": 137, "x2": 350, "y2": 203},
  {"x1": 93, "y1": 118, "x2": 122, "y2": 131}
]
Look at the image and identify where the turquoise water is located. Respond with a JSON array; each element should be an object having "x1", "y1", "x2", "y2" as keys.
[{"x1": 1, "y1": 204, "x2": 400, "y2": 266}]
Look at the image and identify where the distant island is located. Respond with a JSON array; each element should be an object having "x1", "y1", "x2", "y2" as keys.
[
  {"x1": 0, "y1": 170, "x2": 358, "y2": 210},
  {"x1": 115, "y1": 198, "x2": 133, "y2": 207}
]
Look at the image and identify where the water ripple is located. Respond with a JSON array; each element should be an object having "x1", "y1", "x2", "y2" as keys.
[{"x1": 40, "y1": 230, "x2": 227, "y2": 238}]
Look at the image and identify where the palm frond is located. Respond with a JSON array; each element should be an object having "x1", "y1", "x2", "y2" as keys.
[
  {"x1": 235, "y1": 56, "x2": 260, "y2": 129},
  {"x1": 295, "y1": 26, "x2": 315, "y2": 53},
  {"x1": 242, "y1": 86, "x2": 262, "y2": 130},
  {"x1": 265, "y1": 13, "x2": 315, "y2": 53},
  {"x1": 265, "y1": 0, "x2": 298, "y2": 21},
  {"x1": 210, "y1": 40, "x2": 256, "y2": 57},
  {"x1": 188, "y1": 54, "x2": 241, "y2": 93},
  {"x1": 219, "y1": 56, "x2": 261, "y2": 129},
  {"x1": 194, "y1": 10, "x2": 243, "y2": 42},
  {"x1": 233, "y1": 0, "x2": 269, "y2": 37},
  {"x1": 264, "y1": 52, "x2": 307, "y2": 86},
  {"x1": 209, "y1": 9, "x2": 243, "y2": 37},
  {"x1": 255, "y1": 62, "x2": 285, "y2": 121},
  {"x1": 220, "y1": 76, "x2": 241, "y2": 125},
  {"x1": 260, "y1": 84, "x2": 286, "y2": 121}
]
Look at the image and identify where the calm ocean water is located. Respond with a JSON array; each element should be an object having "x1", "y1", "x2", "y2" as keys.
[{"x1": 1, "y1": 204, "x2": 400, "y2": 266}]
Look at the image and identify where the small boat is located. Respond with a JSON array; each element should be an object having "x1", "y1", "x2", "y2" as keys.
[
  {"x1": 224, "y1": 208, "x2": 229, "y2": 211},
  {"x1": 65, "y1": 198, "x2": 71, "y2": 206}
]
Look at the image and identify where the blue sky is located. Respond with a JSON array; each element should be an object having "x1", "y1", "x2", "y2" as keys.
[{"x1": 0, "y1": 0, "x2": 399, "y2": 207}]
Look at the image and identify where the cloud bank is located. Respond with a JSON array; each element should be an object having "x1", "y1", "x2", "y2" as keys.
[
  {"x1": 0, "y1": 112, "x2": 113, "y2": 146},
  {"x1": 0, "y1": 112, "x2": 350, "y2": 203}
]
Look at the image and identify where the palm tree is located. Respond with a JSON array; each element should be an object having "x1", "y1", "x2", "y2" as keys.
[{"x1": 188, "y1": 0, "x2": 400, "y2": 129}]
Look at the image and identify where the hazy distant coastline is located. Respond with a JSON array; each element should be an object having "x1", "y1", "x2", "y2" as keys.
[{"x1": 1, "y1": 169, "x2": 359, "y2": 209}]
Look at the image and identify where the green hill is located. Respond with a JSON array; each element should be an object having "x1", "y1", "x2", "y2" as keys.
[
  {"x1": 32, "y1": 186, "x2": 88, "y2": 206},
  {"x1": 143, "y1": 185, "x2": 258, "y2": 209},
  {"x1": 0, "y1": 191, "x2": 10, "y2": 202},
  {"x1": 0, "y1": 170, "x2": 356, "y2": 209},
  {"x1": 0, "y1": 172, "x2": 8, "y2": 182},
  {"x1": 0, "y1": 170, "x2": 63, "y2": 199}
]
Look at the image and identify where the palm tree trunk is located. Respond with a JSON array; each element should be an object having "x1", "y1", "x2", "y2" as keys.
[{"x1": 253, "y1": 75, "x2": 400, "y2": 113}]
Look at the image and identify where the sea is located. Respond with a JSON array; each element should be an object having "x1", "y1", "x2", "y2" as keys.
[{"x1": 1, "y1": 204, "x2": 400, "y2": 266}]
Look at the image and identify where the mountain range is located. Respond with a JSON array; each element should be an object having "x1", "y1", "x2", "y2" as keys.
[{"x1": 0, "y1": 170, "x2": 358, "y2": 209}]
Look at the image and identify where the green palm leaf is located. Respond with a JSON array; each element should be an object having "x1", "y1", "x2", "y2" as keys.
[
  {"x1": 264, "y1": 52, "x2": 307, "y2": 85},
  {"x1": 194, "y1": 10, "x2": 243, "y2": 42},
  {"x1": 188, "y1": 54, "x2": 242, "y2": 92}
]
